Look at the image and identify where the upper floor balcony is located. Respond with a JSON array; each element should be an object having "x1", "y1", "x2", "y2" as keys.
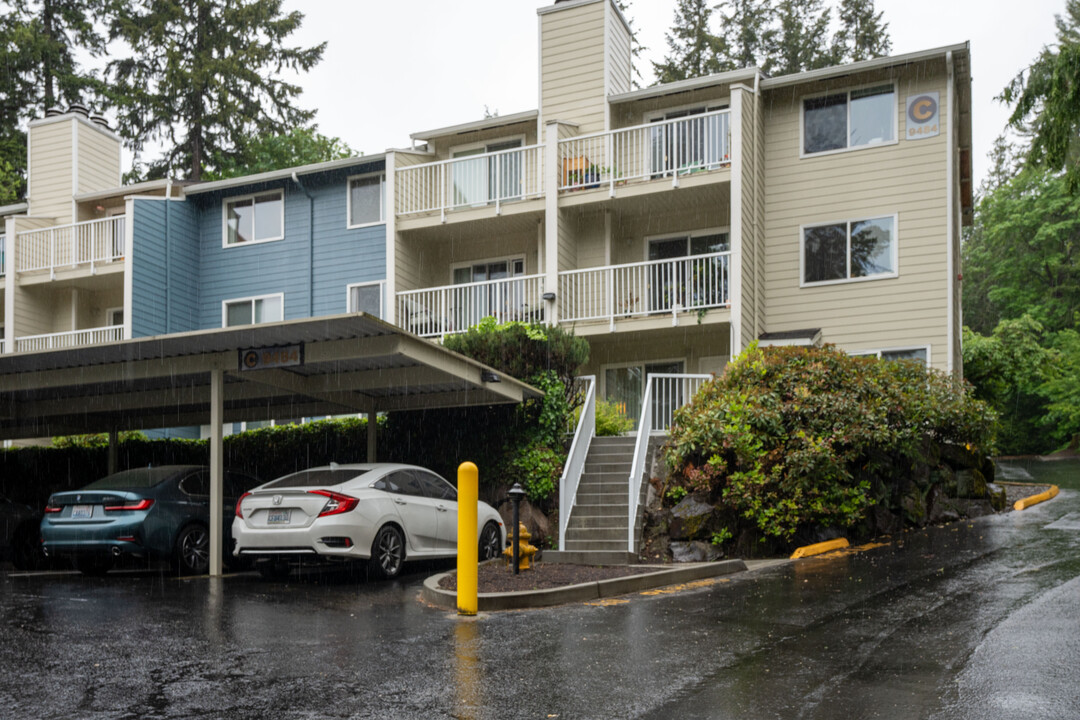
[
  {"x1": 395, "y1": 251, "x2": 730, "y2": 340},
  {"x1": 393, "y1": 109, "x2": 732, "y2": 223},
  {"x1": 15, "y1": 216, "x2": 125, "y2": 278},
  {"x1": 13, "y1": 325, "x2": 124, "y2": 353}
]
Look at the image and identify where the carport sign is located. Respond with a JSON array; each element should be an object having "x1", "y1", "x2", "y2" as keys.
[
  {"x1": 906, "y1": 92, "x2": 940, "y2": 140},
  {"x1": 239, "y1": 344, "x2": 304, "y2": 371}
]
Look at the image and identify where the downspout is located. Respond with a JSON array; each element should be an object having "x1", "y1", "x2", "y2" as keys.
[
  {"x1": 753, "y1": 70, "x2": 761, "y2": 340},
  {"x1": 945, "y1": 51, "x2": 956, "y2": 375},
  {"x1": 292, "y1": 172, "x2": 315, "y2": 317},
  {"x1": 164, "y1": 177, "x2": 171, "y2": 333}
]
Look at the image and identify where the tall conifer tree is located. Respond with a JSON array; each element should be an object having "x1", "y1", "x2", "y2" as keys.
[
  {"x1": 774, "y1": 0, "x2": 833, "y2": 75},
  {"x1": 652, "y1": 0, "x2": 727, "y2": 83},
  {"x1": 106, "y1": 0, "x2": 325, "y2": 181},
  {"x1": 717, "y1": 0, "x2": 777, "y2": 74},
  {"x1": 832, "y1": 0, "x2": 892, "y2": 63}
]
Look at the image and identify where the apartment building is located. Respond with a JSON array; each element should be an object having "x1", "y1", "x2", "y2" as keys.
[{"x1": 0, "y1": 0, "x2": 972, "y2": 434}]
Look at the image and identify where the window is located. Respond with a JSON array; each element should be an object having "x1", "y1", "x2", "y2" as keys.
[
  {"x1": 802, "y1": 215, "x2": 896, "y2": 286},
  {"x1": 646, "y1": 230, "x2": 730, "y2": 312},
  {"x1": 347, "y1": 282, "x2": 384, "y2": 318},
  {"x1": 450, "y1": 138, "x2": 524, "y2": 207},
  {"x1": 348, "y1": 173, "x2": 385, "y2": 227},
  {"x1": 603, "y1": 360, "x2": 684, "y2": 431},
  {"x1": 106, "y1": 307, "x2": 124, "y2": 327},
  {"x1": 449, "y1": 257, "x2": 528, "y2": 330},
  {"x1": 803, "y1": 84, "x2": 896, "y2": 155},
  {"x1": 852, "y1": 347, "x2": 929, "y2": 365},
  {"x1": 224, "y1": 191, "x2": 284, "y2": 246},
  {"x1": 648, "y1": 104, "x2": 730, "y2": 176},
  {"x1": 223, "y1": 294, "x2": 284, "y2": 327}
]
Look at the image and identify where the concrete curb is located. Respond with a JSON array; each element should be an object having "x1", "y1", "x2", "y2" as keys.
[
  {"x1": 790, "y1": 538, "x2": 849, "y2": 559},
  {"x1": 1013, "y1": 484, "x2": 1060, "y2": 511},
  {"x1": 422, "y1": 559, "x2": 748, "y2": 611}
]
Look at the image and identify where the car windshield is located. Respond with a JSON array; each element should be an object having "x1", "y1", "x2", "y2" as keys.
[
  {"x1": 262, "y1": 469, "x2": 369, "y2": 489},
  {"x1": 83, "y1": 467, "x2": 193, "y2": 490}
]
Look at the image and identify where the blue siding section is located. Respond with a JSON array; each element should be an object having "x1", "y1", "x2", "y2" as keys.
[
  {"x1": 194, "y1": 163, "x2": 386, "y2": 328},
  {"x1": 130, "y1": 198, "x2": 200, "y2": 337}
]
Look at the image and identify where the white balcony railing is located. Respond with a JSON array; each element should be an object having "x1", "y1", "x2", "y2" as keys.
[
  {"x1": 627, "y1": 373, "x2": 712, "y2": 551},
  {"x1": 558, "y1": 109, "x2": 731, "y2": 192},
  {"x1": 396, "y1": 274, "x2": 545, "y2": 339},
  {"x1": 14, "y1": 325, "x2": 124, "y2": 353},
  {"x1": 15, "y1": 216, "x2": 126, "y2": 274},
  {"x1": 396, "y1": 145, "x2": 545, "y2": 220},
  {"x1": 559, "y1": 375, "x2": 596, "y2": 551},
  {"x1": 558, "y1": 251, "x2": 730, "y2": 327}
]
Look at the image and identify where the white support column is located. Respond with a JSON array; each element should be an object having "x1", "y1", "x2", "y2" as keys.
[
  {"x1": 544, "y1": 122, "x2": 560, "y2": 326},
  {"x1": 385, "y1": 152, "x2": 397, "y2": 325},
  {"x1": 209, "y1": 368, "x2": 224, "y2": 577},
  {"x1": 4, "y1": 217, "x2": 15, "y2": 353},
  {"x1": 729, "y1": 86, "x2": 745, "y2": 361}
]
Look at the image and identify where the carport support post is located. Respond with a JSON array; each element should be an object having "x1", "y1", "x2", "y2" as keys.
[
  {"x1": 107, "y1": 429, "x2": 118, "y2": 475},
  {"x1": 366, "y1": 411, "x2": 377, "y2": 463},
  {"x1": 209, "y1": 369, "x2": 224, "y2": 577}
]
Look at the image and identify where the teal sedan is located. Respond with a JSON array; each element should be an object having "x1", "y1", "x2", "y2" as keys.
[{"x1": 40, "y1": 465, "x2": 258, "y2": 576}]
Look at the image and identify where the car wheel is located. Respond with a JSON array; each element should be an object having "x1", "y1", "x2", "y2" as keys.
[
  {"x1": 479, "y1": 521, "x2": 501, "y2": 562},
  {"x1": 75, "y1": 556, "x2": 114, "y2": 576},
  {"x1": 175, "y1": 524, "x2": 210, "y2": 576},
  {"x1": 11, "y1": 522, "x2": 44, "y2": 571},
  {"x1": 256, "y1": 559, "x2": 291, "y2": 580},
  {"x1": 369, "y1": 525, "x2": 405, "y2": 579}
]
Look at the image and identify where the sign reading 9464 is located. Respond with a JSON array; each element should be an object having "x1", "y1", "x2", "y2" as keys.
[
  {"x1": 906, "y1": 92, "x2": 940, "y2": 140},
  {"x1": 239, "y1": 344, "x2": 304, "y2": 371}
]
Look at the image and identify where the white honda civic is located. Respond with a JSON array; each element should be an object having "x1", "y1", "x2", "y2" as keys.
[{"x1": 233, "y1": 463, "x2": 505, "y2": 579}]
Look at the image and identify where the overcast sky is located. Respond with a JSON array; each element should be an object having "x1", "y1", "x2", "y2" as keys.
[{"x1": 280, "y1": 0, "x2": 1065, "y2": 188}]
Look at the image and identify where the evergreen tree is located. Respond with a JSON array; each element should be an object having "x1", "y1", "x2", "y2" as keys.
[
  {"x1": 773, "y1": 0, "x2": 833, "y2": 76},
  {"x1": 717, "y1": 0, "x2": 778, "y2": 74},
  {"x1": 832, "y1": 0, "x2": 892, "y2": 63},
  {"x1": 1002, "y1": 0, "x2": 1080, "y2": 192},
  {"x1": 652, "y1": 0, "x2": 727, "y2": 83},
  {"x1": 106, "y1": 0, "x2": 325, "y2": 181},
  {"x1": 204, "y1": 127, "x2": 353, "y2": 181},
  {"x1": 614, "y1": 0, "x2": 647, "y2": 89}
]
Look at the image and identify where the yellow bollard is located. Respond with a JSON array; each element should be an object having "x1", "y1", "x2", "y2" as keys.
[{"x1": 457, "y1": 461, "x2": 478, "y2": 616}]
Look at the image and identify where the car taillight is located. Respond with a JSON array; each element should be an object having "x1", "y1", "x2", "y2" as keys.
[
  {"x1": 309, "y1": 490, "x2": 358, "y2": 517},
  {"x1": 235, "y1": 492, "x2": 252, "y2": 519},
  {"x1": 44, "y1": 502, "x2": 62, "y2": 514},
  {"x1": 104, "y1": 498, "x2": 154, "y2": 512}
]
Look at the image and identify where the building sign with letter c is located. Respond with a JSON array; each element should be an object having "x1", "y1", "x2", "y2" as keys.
[
  {"x1": 239, "y1": 344, "x2": 304, "y2": 371},
  {"x1": 906, "y1": 92, "x2": 940, "y2": 140}
]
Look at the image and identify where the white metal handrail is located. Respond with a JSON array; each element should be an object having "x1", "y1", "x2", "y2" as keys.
[
  {"x1": 14, "y1": 325, "x2": 124, "y2": 352},
  {"x1": 559, "y1": 375, "x2": 596, "y2": 550},
  {"x1": 627, "y1": 373, "x2": 712, "y2": 551},
  {"x1": 15, "y1": 216, "x2": 126, "y2": 274},
  {"x1": 396, "y1": 274, "x2": 545, "y2": 338},
  {"x1": 559, "y1": 252, "x2": 730, "y2": 328},
  {"x1": 559, "y1": 109, "x2": 731, "y2": 193},
  {"x1": 396, "y1": 144, "x2": 544, "y2": 220}
]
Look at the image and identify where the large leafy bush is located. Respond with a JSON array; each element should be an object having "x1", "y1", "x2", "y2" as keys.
[{"x1": 665, "y1": 344, "x2": 996, "y2": 540}]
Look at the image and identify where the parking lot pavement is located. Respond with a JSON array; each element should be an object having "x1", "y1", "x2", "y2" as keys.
[{"x1": 2, "y1": 460, "x2": 1078, "y2": 720}]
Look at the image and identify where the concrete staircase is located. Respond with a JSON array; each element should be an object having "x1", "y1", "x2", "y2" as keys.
[{"x1": 546, "y1": 436, "x2": 642, "y2": 565}]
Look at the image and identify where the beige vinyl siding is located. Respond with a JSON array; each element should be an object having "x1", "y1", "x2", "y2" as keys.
[
  {"x1": 580, "y1": 324, "x2": 732, "y2": 378},
  {"x1": 76, "y1": 122, "x2": 120, "y2": 196},
  {"x1": 605, "y1": 2, "x2": 632, "y2": 98},
  {"x1": 9, "y1": 217, "x2": 55, "y2": 338},
  {"x1": 394, "y1": 232, "x2": 420, "y2": 295},
  {"x1": 540, "y1": 1, "x2": 607, "y2": 133},
  {"x1": 427, "y1": 124, "x2": 539, "y2": 163},
  {"x1": 393, "y1": 151, "x2": 434, "y2": 169},
  {"x1": 415, "y1": 229, "x2": 540, "y2": 289},
  {"x1": 610, "y1": 196, "x2": 729, "y2": 267},
  {"x1": 762, "y1": 63, "x2": 951, "y2": 370},
  {"x1": 27, "y1": 119, "x2": 74, "y2": 223},
  {"x1": 556, "y1": 209, "x2": 578, "y2": 272},
  {"x1": 565, "y1": 209, "x2": 606, "y2": 269},
  {"x1": 754, "y1": 83, "x2": 767, "y2": 342}
]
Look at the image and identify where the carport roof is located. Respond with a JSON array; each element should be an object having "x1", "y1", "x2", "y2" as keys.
[{"x1": 0, "y1": 314, "x2": 541, "y2": 441}]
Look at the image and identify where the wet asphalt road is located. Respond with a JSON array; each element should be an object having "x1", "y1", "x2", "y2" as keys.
[{"x1": 1, "y1": 459, "x2": 1078, "y2": 720}]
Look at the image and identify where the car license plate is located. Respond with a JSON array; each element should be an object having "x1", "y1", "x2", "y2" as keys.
[
  {"x1": 71, "y1": 504, "x2": 93, "y2": 519},
  {"x1": 267, "y1": 510, "x2": 291, "y2": 525}
]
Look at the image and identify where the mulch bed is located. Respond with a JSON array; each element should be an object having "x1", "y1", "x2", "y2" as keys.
[{"x1": 437, "y1": 561, "x2": 651, "y2": 593}]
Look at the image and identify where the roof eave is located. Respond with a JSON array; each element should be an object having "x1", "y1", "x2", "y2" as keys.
[
  {"x1": 410, "y1": 110, "x2": 540, "y2": 142},
  {"x1": 185, "y1": 155, "x2": 387, "y2": 196}
]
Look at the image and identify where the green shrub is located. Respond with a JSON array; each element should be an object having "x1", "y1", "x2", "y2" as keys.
[
  {"x1": 508, "y1": 444, "x2": 564, "y2": 502},
  {"x1": 573, "y1": 399, "x2": 634, "y2": 436},
  {"x1": 665, "y1": 343, "x2": 996, "y2": 540}
]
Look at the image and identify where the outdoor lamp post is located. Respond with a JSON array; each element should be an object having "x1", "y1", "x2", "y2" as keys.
[{"x1": 508, "y1": 483, "x2": 526, "y2": 575}]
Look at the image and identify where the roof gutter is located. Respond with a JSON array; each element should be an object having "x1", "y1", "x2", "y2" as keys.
[{"x1": 760, "y1": 42, "x2": 969, "y2": 90}]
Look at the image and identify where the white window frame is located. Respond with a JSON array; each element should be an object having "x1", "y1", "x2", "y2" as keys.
[
  {"x1": 599, "y1": 358, "x2": 687, "y2": 399},
  {"x1": 447, "y1": 134, "x2": 528, "y2": 159},
  {"x1": 851, "y1": 345, "x2": 931, "y2": 366},
  {"x1": 799, "y1": 213, "x2": 899, "y2": 288},
  {"x1": 346, "y1": 280, "x2": 385, "y2": 318},
  {"x1": 643, "y1": 226, "x2": 731, "y2": 261},
  {"x1": 642, "y1": 100, "x2": 730, "y2": 124},
  {"x1": 799, "y1": 80, "x2": 899, "y2": 159},
  {"x1": 346, "y1": 172, "x2": 386, "y2": 229},
  {"x1": 222, "y1": 189, "x2": 285, "y2": 248},
  {"x1": 450, "y1": 254, "x2": 527, "y2": 284},
  {"x1": 105, "y1": 307, "x2": 124, "y2": 326},
  {"x1": 221, "y1": 292, "x2": 285, "y2": 328}
]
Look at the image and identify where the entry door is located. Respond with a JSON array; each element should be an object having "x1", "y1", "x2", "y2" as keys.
[
  {"x1": 452, "y1": 148, "x2": 487, "y2": 207},
  {"x1": 451, "y1": 140, "x2": 523, "y2": 207},
  {"x1": 604, "y1": 361, "x2": 684, "y2": 430},
  {"x1": 452, "y1": 258, "x2": 525, "y2": 328}
]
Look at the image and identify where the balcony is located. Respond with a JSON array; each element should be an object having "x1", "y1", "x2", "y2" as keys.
[
  {"x1": 396, "y1": 274, "x2": 546, "y2": 339},
  {"x1": 558, "y1": 252, "x2": 731, "y2": 328},
  {"x1": 396, "y1": 145, "x2": 545, "y2": 220},
  {"x1": 558, "y1": 109, "x2": 731, "y2": 192},
  {"x1": 14, "y1": 325, "x2": 124, "y2": 353},
  {"x1": 15, "y1": 216, "x2": 125, "y2": 276}
]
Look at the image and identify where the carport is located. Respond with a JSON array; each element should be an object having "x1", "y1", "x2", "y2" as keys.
[{"x1": 0, "y1": 314, "x2": 540, "y2": 574}]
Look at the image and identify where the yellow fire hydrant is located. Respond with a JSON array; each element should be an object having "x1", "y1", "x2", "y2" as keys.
[{"x1": 503, "y1": 522, "x2": 537, "y2": 571}]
